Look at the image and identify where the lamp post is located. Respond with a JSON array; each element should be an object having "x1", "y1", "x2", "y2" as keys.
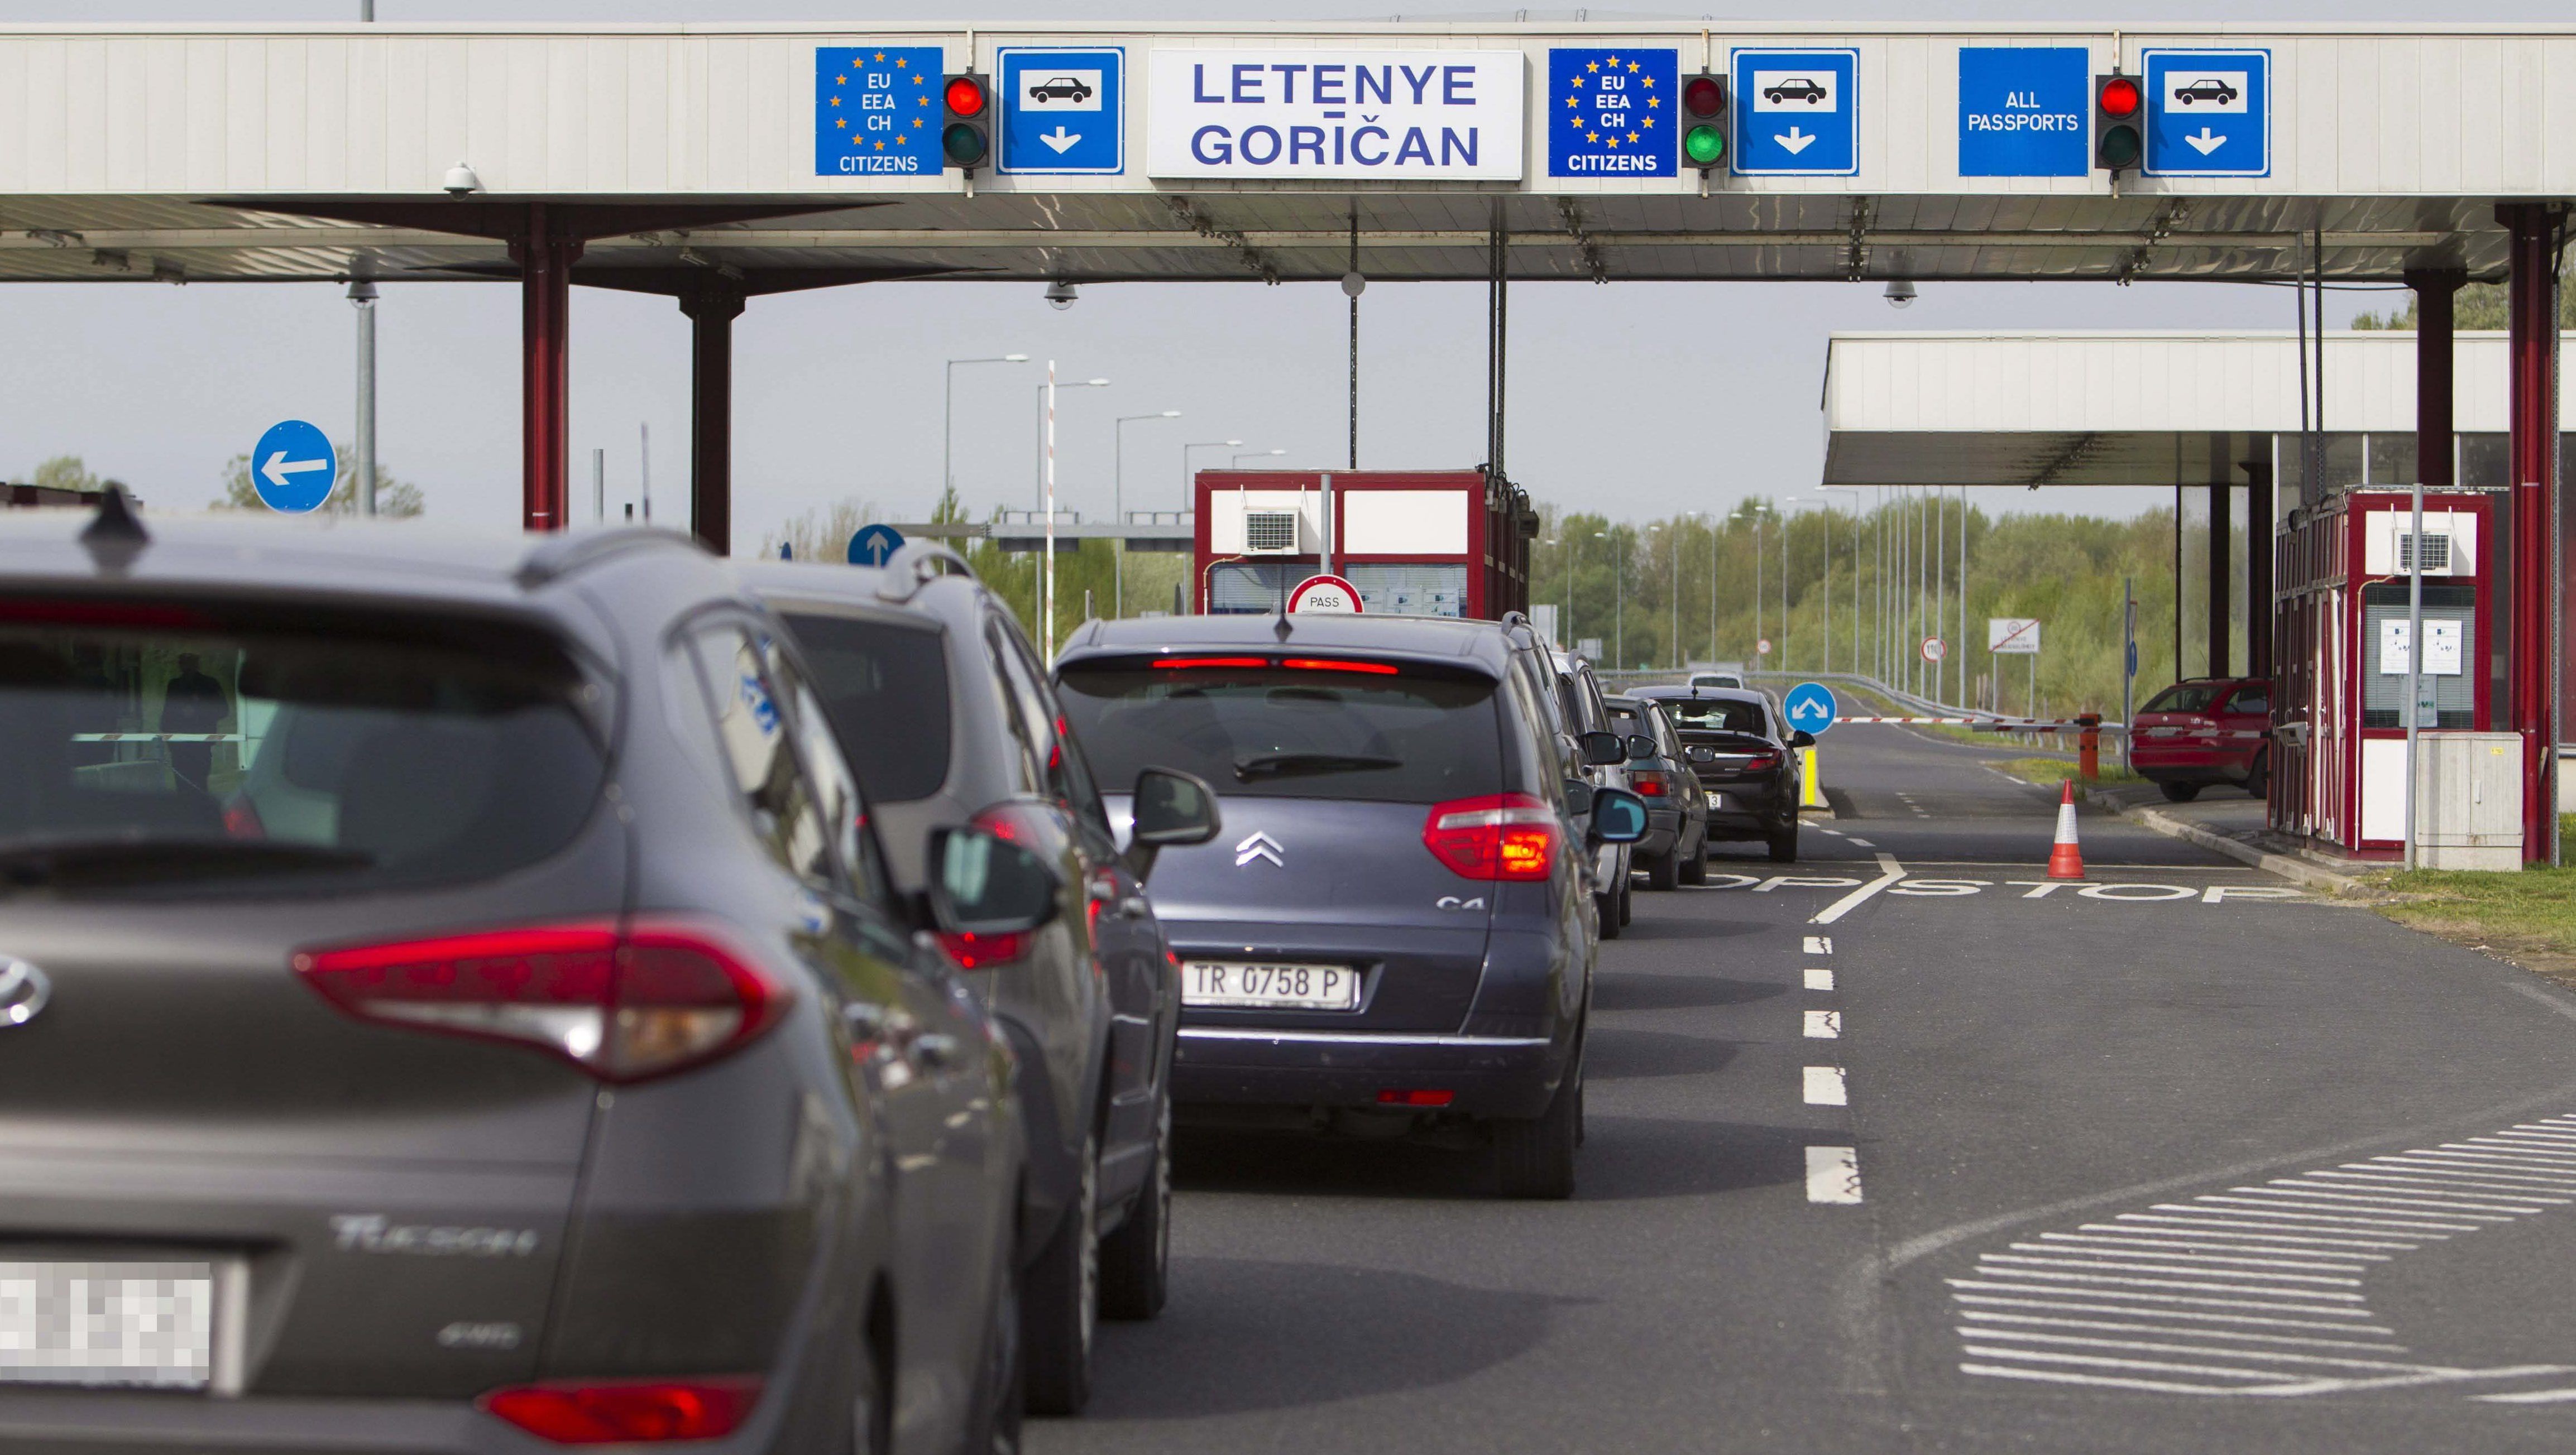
[
  {"x1": 1180, "y1": 439, "x2": 1242, "y2": 512},
  {"x1": 1113, "y1": 411, "x2": 1181, "y2": 619},
  {"x1": 1746, "y1": 502, "x2": 1772, "y2": 669},
  {"x1": 1033, "y1": 376, "x2": 1109, "y2": 515},
  {"x1": 946, "y1": 353, "x2": 1027, "y2": 511}
]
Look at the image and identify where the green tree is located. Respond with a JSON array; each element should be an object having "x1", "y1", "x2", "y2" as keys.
[
  {"x1": 761, "y1": 499, "x2": 880, "y2": 561},
  {"x1": 29, "y1": 455, "x2": 102, "y2": 493},
  {"x1": 218, "y1": 444, "x2": 423, "y2": 517},
  {"x1": 2353, "y1": 263, "x2": 2576, "y2": 331}
]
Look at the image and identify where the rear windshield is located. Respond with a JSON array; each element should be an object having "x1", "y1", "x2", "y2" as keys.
[
  {"x1": 1056, "y1": 664, "x2": 1504, "y2": 803},
  {"x1": 783, "y1": 611, "x2": 952, "y2": 804},
  {"x1": 2143, "y1": 684, "x2": 2226, "y2": 714},
  {"x1": 1, "y1": 610, "x2": 606, "y2": 896},
  {"x1": 1658, "y1": 697, "x2": 1770, "y2": 737}
]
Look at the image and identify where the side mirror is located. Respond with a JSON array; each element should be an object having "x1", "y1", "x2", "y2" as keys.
[
  {"x1": 1578, "y1": 730, "x2": 1626, "y2": 767},
  {"x1": 1126, "y1": 766, "x2": 1221, "y2": 881},
  {"x1": 926, "y1": 825, "x2": 1062, "y2": 943},
  {"x1": 1589, "y1": 786, "x2": 1649, "y2": 844},
  {"x1": 1789, "y1": 729, "x2": 1816, "y2": 748},
  {"x1": 1562, "y1": 780, "x2": 1596, "y2": 816},
  {"x1": 1625, "y1": 733, "x2": 1658, "y2": 760}
]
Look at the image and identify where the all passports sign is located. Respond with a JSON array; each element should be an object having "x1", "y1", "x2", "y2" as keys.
[{"x1": 1147, "y1": 51, "x2": 1525, "y2": 180}]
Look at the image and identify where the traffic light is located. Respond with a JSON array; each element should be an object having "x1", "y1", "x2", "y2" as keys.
[
  {"x1": 2093, "y1": 73, "x2": 2142, "y2": 172},
  {"x1": 1680, "y1": 73, "x2": 1727, "y2": 172},
  {"x1": 941, "y1": 73, "x2": 992, "y2": 171}
]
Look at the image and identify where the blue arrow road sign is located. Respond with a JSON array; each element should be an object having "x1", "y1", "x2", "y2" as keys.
[
  {"x1": 251, "y1": 419, "x2": 336, "y2": 513},
  {"x1": 1784, "y1": 681, "x2": 1838, "y2": 737},
  {"x1": 998, "y1": 47, "x2": 1124, "y2": 175},
  {"x1": 848, "y1": 523, "x2": 906, "y2": 566},
  {"x1": 1731, "y1": 49, "x2": 1857, "y2": 176},
  {"x1": 2141, "y1": 49, "x2": 2269, "y2": 177}
]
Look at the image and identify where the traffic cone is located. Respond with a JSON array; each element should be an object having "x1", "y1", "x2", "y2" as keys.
[{"x1": 2046, "y1": 780, "x2": 2086, "y2": 880}]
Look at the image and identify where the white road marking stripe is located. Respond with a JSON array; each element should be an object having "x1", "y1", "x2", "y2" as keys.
[
  {"x1": 2117, "y1": 1213, "x2": 2431, "y2": 1246},
  {"x1": 1947, "y1": 1294, "x2": 2395, "y2": 1333},
  {"x1": 2184, "y1": 1197, "x2": 2487, "y2": 1230},
  {"x1": 1964, "y1": 1267, "x2": 2366, "y2": 1303},
  {"x1": 2377, "y1": 1151, "x2": 2576, "y2": 1180},
  {"x1": 1803, "y1": 935, "x2": 1832, "y2": 954},
  {"x1": 1957, "y1": 1362, "x2": 2285, "y2": 1395},
  {"x1": 1989, "y1": 1253, "x2": 2360, "y2": 1284},
  {"x1": 1959, "y1": 1346, "x2": 2288, "y2": 1381},
  {"x1": 2310, "y1": 1169, "x2": 2570, "y2": 1201},
  {"x1": 1848, "y1": 838, "x2": 1877, "y2": 847},
  {"x1": 1803, "y1": 1065, "x2": 1848, "y2": 1106},
  {"x1": 2355, "y1": 1162, "x2": 2576, "y2": 1191},
  {"x1": 1957, "y1": 1312, "x2": 2406, "y2": 1352},
  {"x1": 2252, "y1": 1182, "x2": 2543, "y2": 1216},
  {"x1": 1810, "y1": 854, "x2": 1903, "y2": 926},
  {"x1": 1804, "y1": 967, "x2": 1835, "y2": 990},
  {"x1": 2476, "y1": 1386, "x2": 2576, "y2": 1404},
  {"x1": 2035, "y1": 1235, "x2": 2378, "y2": 1267},
  {"x1": 2484, "y1": 1127, "x2": 2576, "y2": 1145},
  {"x1": 2094, "y1": 1219, "x2": 2416, "y2": 1251},
  {"x1": 1807, "y1": 1145, "x2": 1862, "y2": 1204},
  {"x1": 1943, "y1": 1280, "x2": 2377, "y2": 1317},
  {"x1": 2447, "y1": 1140, "x2": 2576, "y2": 1162},
  {"x1": 1804, "y1": 1010, "x2": 1841, "y2": 1039}
]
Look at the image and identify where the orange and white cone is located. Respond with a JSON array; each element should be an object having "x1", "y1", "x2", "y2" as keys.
[{"x1": 2046, "y1": 780, "x2": 2086, "y2": 880}]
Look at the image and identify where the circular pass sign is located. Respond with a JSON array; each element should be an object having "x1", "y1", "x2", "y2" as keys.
[
  {"x1": 1287, "y1": 574, "x2": 1362, "y2": 614},
  {"x1": 1921, "y1": 636, "x2": 1949, "y2": 663}
]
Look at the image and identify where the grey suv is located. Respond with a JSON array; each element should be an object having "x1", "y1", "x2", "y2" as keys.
[
  {"x1": 0, "y1": 505, "x2": 1043, "y2": 1454},
  {"x1": 1054, "y1": 613, "x2": 1645, "y2": 1199},
  {"x1": 748, "y1": 551, "x2": 1217, "y2": 1417},
  {"x1": 1498, "y1": 620, "x2": 1636, "y2": 938}
]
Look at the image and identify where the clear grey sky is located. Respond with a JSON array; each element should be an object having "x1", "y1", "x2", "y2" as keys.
[{"x1": 0, "y1": 2, "x2": 2470, "y2": 543}]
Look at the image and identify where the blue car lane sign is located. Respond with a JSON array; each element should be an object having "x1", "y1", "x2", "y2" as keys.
[
  {"x1": 815, "y1": 45, "x2": 940, "y2": 176},
  {"x1": 998, "y1": 47, "x2": 1124, "y2": 175},
  {"x1": 847, "y1": 522, "x2": 906, "y2": 566},
  {"x1": 250, "y1": 419, "x2": 336, "y2": 513},
  {"x1": 1144, "y1": 50, "x2": 1526, "y2": 181},
  {"x1": 1730, "y1": 49, "x2": 1857, "y2": 177},
  {"x1": 1956, "y1": 47, "x2": 2088, "y2": 178},
  {"x1": 1784, "y1": 681, "x2": 1838, "y2": 737},
  {"x1": 2141, "y1": 49, "x2": 2269, "y2": 177},
  {"x1": 1548, "y1": 47, "x2": 1676, "y2": 178}
]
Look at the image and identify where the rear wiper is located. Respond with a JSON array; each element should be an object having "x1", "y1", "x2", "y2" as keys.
[
  {"x1": 1233, "y1": 751, "x2": 1404, "y2": 782},
  {"x1": 0, "y1": 838, "x2": 375, "y2": 890}
]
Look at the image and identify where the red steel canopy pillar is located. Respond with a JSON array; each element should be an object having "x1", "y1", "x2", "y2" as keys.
[
  {"x1": 2498, "y1": 204, "x2": 2565, "y2": 862},
  {"x1": 676, "y1": 274, "x2": 748, "y2": 557},
  {"x1": 2244, "y1": 454, "x2": 2273, "y2": 680},
  {"x1": 509, "y1": 203, "x2": 583, "y2": 533}
]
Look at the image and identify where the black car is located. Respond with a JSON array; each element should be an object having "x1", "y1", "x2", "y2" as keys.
[
  {"x1": 748, "y1": 551, "x2": 1217, "y2": 1416},
  {"x1": 1763, "y1": 77, "x2": 1829, "y2": 104},
  {"x1": 1629, "y1": 684, "x2": 1810, "y2": 863},
  {"x1": 2174, "y1": 78, "x2": 2239, "y2": 105},
  {"x1": 1606, "y1": 694, "x2": 1710, "y2": 889},
  {"x1": 1054, "y1": 613, "x2": 1646, "y2": 1200},
  {"x1": 0, "y1": 505, "x2": 1040, "y2": 1454},
  {"x1": 1028, "y1": 76, "x2": 1093, "y2": 103}
]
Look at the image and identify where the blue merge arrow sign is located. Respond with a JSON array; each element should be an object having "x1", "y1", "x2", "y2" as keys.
[
  {"x1": 848, "y1": 523, "x2": 906, "y2": 566},
  {"x1": 1784, "y1": 681, "x2": 1838, "y2": 737},
  {"x1": 251, "y1": 418, "x2": 336, "y2": 513}
]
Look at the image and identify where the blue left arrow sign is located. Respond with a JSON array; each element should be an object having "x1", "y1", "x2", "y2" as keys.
[{"x1": 251, "y1": 419, "x2": 336, "y2": 513}]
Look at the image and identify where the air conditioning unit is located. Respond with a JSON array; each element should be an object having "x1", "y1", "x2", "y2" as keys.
[{"x1": 1243, "y1": 509, "x2": 1303, "y2": 555}]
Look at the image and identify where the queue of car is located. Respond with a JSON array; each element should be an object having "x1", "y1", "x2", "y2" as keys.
[{"x1": 0, "y1": 505, "x2": 1670, "y2": 1453}]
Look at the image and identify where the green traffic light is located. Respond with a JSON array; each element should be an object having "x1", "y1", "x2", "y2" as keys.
[
  {"x1": 942, "y1": 123, "x2": 988, "y2": 166},
  {"x1": 1684, "y1": 124, "x2": 1725, "y2": 167},
  {"x1": 2098, "y1": 124, "x2": 2141, "y2": 169}
]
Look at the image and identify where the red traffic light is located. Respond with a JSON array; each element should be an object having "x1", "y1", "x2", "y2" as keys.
[
  {"x1": 1683, "y1": 75, "x2": 1725, "y2": 117},
  {"x1": 2097, "y1": 76, "x2": 2141, "y2": 117},
  {"x1": 944, "y1": 75, "x2": 988, "y2": 117}
]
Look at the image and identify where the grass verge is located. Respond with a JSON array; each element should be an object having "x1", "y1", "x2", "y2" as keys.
[
  {"x1": 1996, "y1": 756, "x2": 2144, "y2": 787},
  {"x1": 2366, "y1": 815, "x2": 2576, "y2": 981}
]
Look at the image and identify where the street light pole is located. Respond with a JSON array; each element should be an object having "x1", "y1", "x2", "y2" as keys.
[
  {"x1": 1180, "y1": 440, "x2": 1242, "y2": 513},
  {"x1": 1113, "y1": 411, "x2": 1181, "y2": 619},
  {"x1": 946, "y1": 353, "x2": 1028, "y2": 510},
  {"x1": 1232, "y1": 449, "x2": 1286, "y2": 467},
  {"x1": 349, "y1": 278, "x2": 377, "y2": 515}
]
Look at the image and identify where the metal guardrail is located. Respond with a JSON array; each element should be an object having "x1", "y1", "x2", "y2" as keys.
[{"x1": 1593, "y1": 667, "x2": 2130, "y2": 736}]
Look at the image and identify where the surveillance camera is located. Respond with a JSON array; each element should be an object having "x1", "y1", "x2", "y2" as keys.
[
  {"x1": 1341, "y1": 271, "x2": 1367, "y2": 299},
  {"x1": 443, "y1": 162, "x2": 483, "y2": 197},
  {"x1": 1884, "y1": 278, "x2": 1918, "y2": 309},
  {"x1": 1044, "y1": 279, "x2": 1080, "y2": 310}
]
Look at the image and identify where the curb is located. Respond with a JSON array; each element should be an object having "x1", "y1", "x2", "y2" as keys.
[{"x1": 2077, "y1": 784, "x2": 2372, "y2": 899}]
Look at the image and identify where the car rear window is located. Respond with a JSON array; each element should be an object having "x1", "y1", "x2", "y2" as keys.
[
  {"x1": 2143, "y1": 684, "x2": 2227, "y2": 714},
  {"x1": 1056, "y1": 662, "x2": 1504, "y2": 803},
  {"x1": 0, "y1": 607, "x2": 606, "y2": 897},
  {"x1": 782, "y1": 611, "x2": 952, "y2": 804},
  {"x1": 1658, "y1": 697, "x2": 1769, "y2": 736}
]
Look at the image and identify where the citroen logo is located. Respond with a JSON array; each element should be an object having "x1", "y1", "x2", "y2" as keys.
[
  {"x1": 0, "y1": 957, "x2": 50, "y2": 1029},
  {"x1": 1233, "y1": 831, "x2": 1285, "y2": 869}
]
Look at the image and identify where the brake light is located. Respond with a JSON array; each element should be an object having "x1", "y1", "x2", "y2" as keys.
[
  {"x1": 481, "y1": 1377, "x2": 762, "y2": 1444},
  {"x1": 1631, "y1": 771, "x2": 1668, "y2": 797},
  {"x1": 939, "y1": 931, "x2": 1026, "y2": 970},
  {"x1": 0, "y1": 598, "x2": 210, "y2": 628},
  {"x1": 1422, "y1": 793, "x2": 1558, "y2": 882},
  {"x1": 221, "y1": 794, "x2": 265, "y2": 840},
  {"x1": 1744, "y1": 751, "x2": 1783, "y2": 771},
  {"x1": 1377, "y1": 1088, "x2": 1455, "y2": 1108},
  {"x1": 1153, "y1": 656, "x2": 1271, "y2": 670},
  {"x1": 1149, "y1": 655, "x2": 1402, "y2": 675},
  {"x1": 294, "y1": 919, "x2": 783, "y2": 1083},
  {"x1": 1281, "y1": 657, "x2": 1399, "y2": 675}
]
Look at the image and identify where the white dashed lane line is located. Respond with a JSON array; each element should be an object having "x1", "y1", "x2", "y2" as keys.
[
  {"x1": 1809, "y1": 1146, "x2": 1865, "y2": 1204},
  {"x1": 1797, "y1": 931, "x2": 1857, "y2": 1203},
  {"x1": 1804, "y1": 1010, "x2": 1842, "y2": 1039},
  {"x1": 1804, "y1": 936, "x2": 1834, "y2": 955},
  {"x1": 1805, "y1": 968, "x2": 1836, "y2": 991},
  {"x1": 1804, "y1": 1066, "x2": 1850, "y2": 1106}
]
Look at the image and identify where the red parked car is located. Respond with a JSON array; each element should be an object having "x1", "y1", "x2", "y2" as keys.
[{"x1": 2132, "y1": 676, "x2": 2271, "y2": 801}]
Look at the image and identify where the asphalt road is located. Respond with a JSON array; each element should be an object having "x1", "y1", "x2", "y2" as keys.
[{"x1": 1033, "y1": 722, "x2": 2576, "y2": 1454}]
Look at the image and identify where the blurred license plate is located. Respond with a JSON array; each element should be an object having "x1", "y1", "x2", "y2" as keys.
[
  {"x1": 1704, "y1": 791, "x2": 1727, "y2": 809},
  {"x1": 0, "y1": 1261, "x2": 223, "y2": 1389},
  {"x1": 1183, "y1": 962, "x2": 1359, "y2": 1010}
]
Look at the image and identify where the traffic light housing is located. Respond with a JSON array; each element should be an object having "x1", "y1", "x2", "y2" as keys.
[
  {"x1": 2093, "y1": 73, "x2": 2142, "y2": 172},
  {"x1": 941, "y1": 73, "x2": 992, "y2": 171},
  {"x1": 1679, "y1": 73, "x2": 1727, "y2": 172}
]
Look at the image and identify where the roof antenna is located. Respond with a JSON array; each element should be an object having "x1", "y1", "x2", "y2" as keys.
[
  {"x1": 80, "y1": 482, "x2": 149, "y2": 574},
  {"x1": 1272, "y1": 566, "x2": 1294, "y2": 641}
]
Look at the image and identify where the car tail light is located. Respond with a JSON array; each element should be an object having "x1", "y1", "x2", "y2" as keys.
[
  {"x1": 945, "y1": 804, "x2": 1057, "y2": 971},
  {"x1": 1281, "y1": 657, "x2": 1399, "y2": 675},
  {"x1": 1152, "y1": 656, "x2": 1271, "y2": 670},
  {"x1": 940, "y1": 930, "x2": 1027, "y2": 970},
  {"x1": 294, "y1": 919, "x2": 783, "y2": 1083},
  {"x1": 1631, "y1": 770, "x2": 1668, "y2": 797},
  {"x1": 1378, "y1": 1088, "x2": 1455, "y2": 1108},
  {"x1": 1422, "y1": 793, "x2": 1558, "y2": 882},
  {"x1": 481, "y1": 1377, "x2": 762, "y2": 1444},
  {"x1": 1744, "y1": 750, "x2": 1784, "y2": 771},
  {"x1": 221, "y1": 794, "x2": 265, "y2": 841}
]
